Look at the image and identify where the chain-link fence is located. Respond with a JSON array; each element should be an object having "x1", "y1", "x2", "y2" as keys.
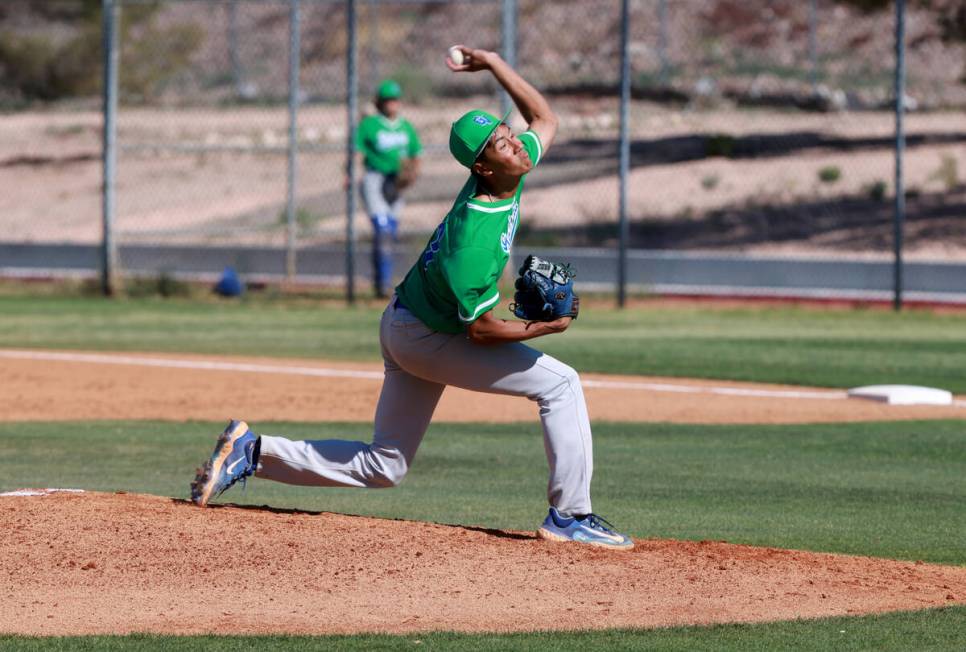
[
  {"x1": 113, "y1": 0, "x2": 514, "y2": 293},
  {"x1": 1, "y1": 0, "x2": 964, "y2": 302}
]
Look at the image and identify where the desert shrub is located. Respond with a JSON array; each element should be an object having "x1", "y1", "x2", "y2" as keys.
[
  {"x1": 121, "y1": 22, "x2": 205, "y2": 102},
  {"x1": 865, "y1": 179, "x2": 888, "y2": 201},
  {"x1": 0, "y1": 33, "x2": 59, "y2": 100},
  {"x1": 0, "y1": 29, "x2": 102, "y2": 101},
  {"x1": 0, "y1": 3, "x2": 202, "y2": 103},
  {"x1": 126, "y1": 272, "x2": 191, "y2": 298},
  {"x1": 818, "y1": 165, "x2": 842, "y2": 184},
  {"x1": 929, "y1": 154, "x2": 959, "y2": 191},
  {"x1": 52, "y1": 23, "x2": 103, "y2": 96},
  {"x1": 701, "y1": 173, "x2": 721, "y2": 190}
]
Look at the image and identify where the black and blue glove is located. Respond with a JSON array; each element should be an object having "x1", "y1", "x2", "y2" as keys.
[{"x1": 510, "y1": 255, "x2": 579, "y2": 322}]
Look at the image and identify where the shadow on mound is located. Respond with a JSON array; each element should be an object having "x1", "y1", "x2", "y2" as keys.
[{"x1": 184, "y1": 498, "x2": 536, "y2": 541}]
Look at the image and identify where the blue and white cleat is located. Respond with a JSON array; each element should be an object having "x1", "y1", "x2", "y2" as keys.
[
  {"x1": 537, "y1": 507, "x2": 634, "y2": 550},
  {"x1": 190, "y1": 419, "x2": 258, "y2": 507}
]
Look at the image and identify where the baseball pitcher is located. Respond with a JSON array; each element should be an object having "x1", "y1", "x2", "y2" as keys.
[{"x1": 191, "y1": 47, "x2": 633, "y2": 550}]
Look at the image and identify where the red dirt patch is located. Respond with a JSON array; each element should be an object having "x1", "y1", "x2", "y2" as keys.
[{"x1": 1, "y1": 491, "x2": 963, "y2": 636}]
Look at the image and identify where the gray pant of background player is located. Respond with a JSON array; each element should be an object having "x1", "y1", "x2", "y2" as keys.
[
  {"x1": 360, "y1": 170, "x2": 403, "y2": 295},
  {"x1": 256, "y1": 299, "x2": 595, "y2": 516},
  {"x1": 360, "y1": 169, "x2": 402, "y2": 218}
]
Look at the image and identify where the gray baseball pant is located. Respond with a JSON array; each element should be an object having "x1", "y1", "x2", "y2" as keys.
[
  {"x1": 256, "y1": 299, "x2": 594, "y2": 516},
  {"x1": 360, "y1": 169, "x2": 402, "y2": 218}
]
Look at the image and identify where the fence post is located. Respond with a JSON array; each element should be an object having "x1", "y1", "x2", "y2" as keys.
[
  {"x1": 285, "y1": 0, "x2": 301, "y2": 281},
  {"x1": 658, "y1": 0, "x2": 669, "y2": 84},
  {"x1": 368, "y1": 0, "x2": 380, "y2": 90},
  {"x1": 893, "y1": 0, "x2": 906, "y2": 311},
  {"x1": 808, "y1": 0, "x2": 818, "y2": 93},
  {"x1": 228, "y1": 0, "x2": 243, "y2": 96},
  {"x1": 101, "y1": 0, "x2": 120, "y2": 296},
  {"x1": 500, "y1": 0, "x2": 517, "y2": 116},
  {"x1": 617, "y1": 0, "x2": 631, "y2": 307},
  {"x1": 346, "y1": 0, "x2": 359, "y2": 304}
]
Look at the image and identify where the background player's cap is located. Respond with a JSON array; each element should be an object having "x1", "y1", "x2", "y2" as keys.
[
  {"x1": 376, "y1": 79, "x2": 402, "y2": 100},
  {"x1": 449, "y1": 108, "x2": 512, "y2": 168}
]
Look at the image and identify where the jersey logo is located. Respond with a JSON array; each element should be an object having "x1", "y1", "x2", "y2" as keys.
[
  {"x1": 499, "y1": 201, "x2": 520, "y2": 254},
  {"x1": 473, "y1": 115, "x2": 493, "y2": 126}
]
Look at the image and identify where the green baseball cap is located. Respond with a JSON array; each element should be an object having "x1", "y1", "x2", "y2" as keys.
[
  {"x1": 448, "y1": 108, "x2": 512, "y2": 168},
  {"x1": 376, "y1": 79, "x2": 402, "y2": 100}
]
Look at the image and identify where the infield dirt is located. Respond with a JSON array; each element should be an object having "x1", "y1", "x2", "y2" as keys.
[{"x1": 2, "y1": 350, "x2": 964, "y2": 425}]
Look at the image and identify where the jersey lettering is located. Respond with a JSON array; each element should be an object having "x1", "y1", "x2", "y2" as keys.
[
  {"x1": 376, "y1": 131, "x2": 409, "y2": 152},
  {"x1": 499, "y1": 201, "x2": 520, "y2": 254},
  {"x1": 421, "y1": 222, "x2": 446, "y2": 270}
]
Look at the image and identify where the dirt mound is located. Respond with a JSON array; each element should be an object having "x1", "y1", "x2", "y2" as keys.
[{"x1": 1, "y1": 491, "x2": 963, "y2": 636}]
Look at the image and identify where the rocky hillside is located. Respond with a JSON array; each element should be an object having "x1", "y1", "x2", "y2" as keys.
[{"x1": 1, "y1": 0, "x2": 964, "y2": 109}]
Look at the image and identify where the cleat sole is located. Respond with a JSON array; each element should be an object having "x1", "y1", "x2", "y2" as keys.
[
  {"x1": 191, "y1": 421, "x2": 249, "y2": 507},
  {"x1": 537, "y1": 527, "x2": 635, "y2": 550}
]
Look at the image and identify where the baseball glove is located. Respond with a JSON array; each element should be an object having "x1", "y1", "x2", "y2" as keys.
[
  {"x1": 381, "y1": 174, "x2": 401, "y2": 204},
  {"x1": 397, "y1": 157, "x2": 419, "y2": 190},
  {"x1": 382, "y1": 158, "x2": 419, "y2": 204},
  {"x1": 510, "y1": 255, "x2": 579, "y2": 321}
]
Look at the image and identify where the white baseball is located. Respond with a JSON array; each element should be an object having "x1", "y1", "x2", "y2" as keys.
[{"x1": 448, "y1": 46, "x2": 464, "y2": 66}]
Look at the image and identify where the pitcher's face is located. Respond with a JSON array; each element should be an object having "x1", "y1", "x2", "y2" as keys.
[{"x1": 476, "y1": 124, "x2": 532, "y2": 177}]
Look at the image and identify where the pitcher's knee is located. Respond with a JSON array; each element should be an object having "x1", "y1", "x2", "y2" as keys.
[
  {"x1": 365, "y1": 445, "x2": 409, "y2": 487},
  {"x1": 560, "y1": 364, "x2": 580, "y2": 386},
  {"x1": 532, "y1": 365, "x2": 586, "y2": 414},
  {"x1": 544, "y1": 363, "x2": 581, "y2": 397}
]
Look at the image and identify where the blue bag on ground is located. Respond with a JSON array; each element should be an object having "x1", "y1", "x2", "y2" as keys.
[{"x1": 214, "y1": 266, "x2": 245, "y2": 297}]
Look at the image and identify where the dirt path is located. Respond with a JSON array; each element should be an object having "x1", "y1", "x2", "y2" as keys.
[
  {"x1": 1, "y1": 349, "x2": 963, "y2": 425},
  {"x1": 1, "y1": 491, "x2": 963, "y2": 636}
]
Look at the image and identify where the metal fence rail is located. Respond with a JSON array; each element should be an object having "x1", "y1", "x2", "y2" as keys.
[{"x1": 4, "y1": 242, "x2": 965, "y2": 305}]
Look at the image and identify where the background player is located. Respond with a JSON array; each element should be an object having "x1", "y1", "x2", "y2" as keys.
[
  {"x1": 354, "y1": 79, "x2": 423, "y2": 297},
  {"x1": 192, "y1": 47, "x2": 633, "y2": 550}
]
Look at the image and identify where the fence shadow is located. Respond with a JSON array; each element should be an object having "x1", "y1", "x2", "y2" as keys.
[{"x1": 517, "y1": 186, "x2": 966, "y2": 251}]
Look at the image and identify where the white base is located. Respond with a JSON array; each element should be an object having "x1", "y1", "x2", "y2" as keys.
[{"x1": 847, "y1": 385, "x2": 953, "y2": 406}]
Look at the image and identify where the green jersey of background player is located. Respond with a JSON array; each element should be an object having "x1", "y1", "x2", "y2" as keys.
[
  {"x1": 355, "y1": 80, "x2": 422, "y2": 176},
  {"x1": 191, "y1": 46, "x2": 633, "y2": 550}
]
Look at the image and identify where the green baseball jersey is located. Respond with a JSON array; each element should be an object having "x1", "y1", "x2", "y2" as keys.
[
  {"x1": 355, "y1": 114, "x2": 422, "y2": 174},
  {"x1": 396, "y1": 130, "x2": 544, "y2": 333}
]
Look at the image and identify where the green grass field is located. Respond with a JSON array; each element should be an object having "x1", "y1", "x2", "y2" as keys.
[
  {"x1": 1, "y1": 294, "x2": 965, "y2": 390},
  {"x1": 3, "y1": 606, "x2": 966, "y2": 651},
  {"x1": 2, "y1": 291, "x2": 964, "y2": 649}
]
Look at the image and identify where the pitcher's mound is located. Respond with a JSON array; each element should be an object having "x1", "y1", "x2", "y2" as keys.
[{"x1": 2, "y1": 491, "x2": 963, "y2": 636}]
